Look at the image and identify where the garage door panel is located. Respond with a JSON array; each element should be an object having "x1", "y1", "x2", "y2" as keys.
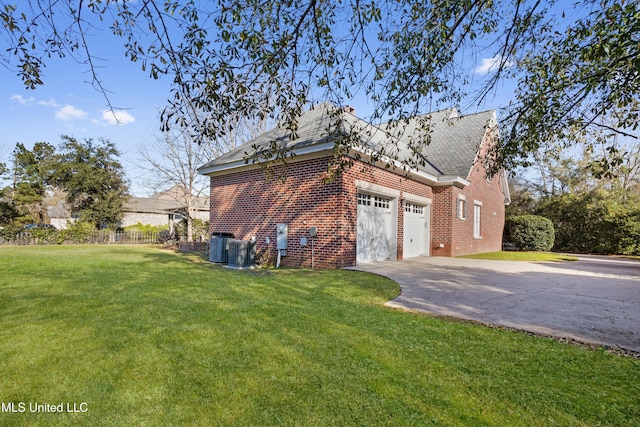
[
  {"x1": 403, "y1": 203, "x2": 430, "y2": 259},
  {"x1": 357, "y1": 193, "x2": 392, "y2": 264}
]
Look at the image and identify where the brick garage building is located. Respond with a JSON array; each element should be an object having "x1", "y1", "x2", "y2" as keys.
[{"x1": 198, "y1": 103, "x2": 510, "y2": 268}]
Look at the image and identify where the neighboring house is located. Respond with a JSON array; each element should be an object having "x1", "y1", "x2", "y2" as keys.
[
  {"x1": 48, "y1": 201, "x2": 74, "y2": 230},
  {"x1": 198, "y1": 103, "x2": 510, "y2": 268},
  {"x1": 120, "y1": 185, "x2": 209, "y2": 230},
  {"x1": 44, "y1": 185, "x2": 209, "y2": 230}
]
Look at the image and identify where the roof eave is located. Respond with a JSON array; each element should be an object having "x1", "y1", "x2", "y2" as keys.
[
  {"x1": 436, "y1": 176, "x2": 470, "y2": 188},
  {"x1": 197, "y1": 141, "x2": 337, "y2": 176}
]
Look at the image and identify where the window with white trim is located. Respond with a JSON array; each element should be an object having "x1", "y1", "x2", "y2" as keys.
[
  {"x1": 374, "y1": 196, "x2": 390, "y2": 209},
  {"x1": 404, "y1": 202, "x2": 424, "y2": 214},
  {"x1": 473, "y1": 202, "x2": 482, "y2": 238},
  {"x1": 457, "y1": 196, "x2": 466, "y2": 220},
  {"x1": 357, "y1": 192, "x2": 371, "y2": 206}
]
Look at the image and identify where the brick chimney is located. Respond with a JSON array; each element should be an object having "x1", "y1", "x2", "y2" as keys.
[{"x1": 343, "y1": 105, "x2": 356, "y2": 115}]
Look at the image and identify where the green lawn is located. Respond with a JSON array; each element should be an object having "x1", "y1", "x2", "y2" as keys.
[
  {"x1": 460, "y1": 251, "x2": 579, "y2": 262},
  {"x1": 0, "y1": 246, "x2": 638, "y2": 426}
]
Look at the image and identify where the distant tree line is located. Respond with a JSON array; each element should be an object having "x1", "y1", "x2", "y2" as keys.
[
  {"x1": 0, "y1": 136, "x2": 129, "y2": 234},
  {"x1": 507, "y1": 139, "x2": 640, "y2": 255}
]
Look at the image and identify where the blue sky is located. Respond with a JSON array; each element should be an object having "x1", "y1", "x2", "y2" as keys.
[
  {"x1": 1, "y1": 53, "x2": 508, "y2": 197},
  {"x1": 0, "y1": 30, "x2": 175, "y2": 196},
  {"x1": 0, "y1": 3, "x2": 534, "y2": 197}
]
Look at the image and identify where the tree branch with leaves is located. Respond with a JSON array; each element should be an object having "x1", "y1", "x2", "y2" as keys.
[{"x1": 2, "y1": 0, "x2": 638, "y2": 178}]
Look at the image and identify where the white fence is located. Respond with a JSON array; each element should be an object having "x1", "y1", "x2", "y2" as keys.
[{"x1": 0, "y1": 230, "x2": 207, "y2": 246}]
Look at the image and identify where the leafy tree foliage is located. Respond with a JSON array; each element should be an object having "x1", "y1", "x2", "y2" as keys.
[
  {"x1": 1, "y1": 137, "x2": 129, "y2": 230},
  {"x1": 51, "y1": 136, "x2": 129, "y2": 229},
  {"x1": 0, "y1": 148, "x2": 10, "y2": 224},
  {"x1": 502, "y1": 1, "x2": 640, "y2": 175},
  {"x1": 535, "y1": 189, "x2": 640, "y2": 255},
  {"x1": 0, "y1": 186, "x2": 17, "y2": 225},
  {"x1": 10, "y1": 142, "x2": 56, "y2": 224},
  {"x1": 508, "y1": 140, "x2": 640, "y2": 255},
  {"x1": 499, "y1": 1, "x2": 640, "y2": 173},
  {"x1": 1, "y1": 1, "x2": 637, "y2": 175}
]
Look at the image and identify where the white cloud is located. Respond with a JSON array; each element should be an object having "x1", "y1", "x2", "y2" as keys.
[
  {"x1": 99, "y1": 109, "x2": 135, "y2": 125},
  {"x1": 37, "y1": 98, "x2": 60, "y2": 107},
  {"x1": 56, "y1": 104, "x2": 88, "y2": 121},
  {"x1": 475, "y1": 55, "x2": 513, "y2": 75},
  {"x1": 10, "y1": 94, "x2": 35, "y2": 106}
]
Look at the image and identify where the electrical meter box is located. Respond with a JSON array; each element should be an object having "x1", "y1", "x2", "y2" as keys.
[{"x1": 276, "y1": 223, "x2": 288, "y2": 250}]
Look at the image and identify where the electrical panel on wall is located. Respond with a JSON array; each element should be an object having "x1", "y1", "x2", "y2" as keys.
[{"x1": 276, "y1": 223, "x2": 288, "y2": 250}]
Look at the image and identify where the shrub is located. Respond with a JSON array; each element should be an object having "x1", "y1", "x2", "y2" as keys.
[
  {"x1": 0, "y1": 224, "x2": 20, "y2": 240},
  {"x1": 173, "y1": 218, "x2": 210, "y2": 241},
  {"x1": 505, "y1": 215, "x2": 555, "y2": 251},
  {"x1": 62, "y1": 220, "x2": 98, "y2": 243},
  {"x1": 124, "y1": 222, "x2": 169, "y2": 234},
  {"x1": 534, "y1": 190, "x2": 640, "y2": 255},
  {"x1": 26, "y1": 226, "x2": 58, "y2": 245},
  {"x1": 614, "y1": 211, "x2": 640, "y2": 256},
  {"x1": 157, "y1": 229, "x2": 177, "y2": 245}
]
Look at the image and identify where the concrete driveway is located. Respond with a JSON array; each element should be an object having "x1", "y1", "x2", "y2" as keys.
[{"x1": 352, "y1": 255, "x2": 640, "y2": 353}]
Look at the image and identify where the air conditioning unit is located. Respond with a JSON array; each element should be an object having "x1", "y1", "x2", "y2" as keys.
[
  {"x1": 209, "y1": 233, "x2": 234, "y2": 263},
  {"x1": 227, "y1": 239, "x2": 256, "y2": 268}
]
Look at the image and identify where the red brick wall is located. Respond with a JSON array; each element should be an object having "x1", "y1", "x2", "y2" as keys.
[
  {"x1": 209, "y1": 157, "x2": 435, "y2": 268},
  {"x1": 208, "y1": 151, "x2": 506, "y2": 267},
  {"x1": 209, "y1": 157, "x2": 352, "y2": 268},
  {"x1": 431, "y1": 186, "x2": 454, "y2": 256},
  {"x1": 448, "y1": 136, "x2": 507, "y2": 256}
]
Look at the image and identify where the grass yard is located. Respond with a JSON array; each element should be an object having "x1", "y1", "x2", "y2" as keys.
[
  {"x1": 460, "y1": 251, "x2": 579, "y2": 262},
  {"x1": 0, "y1": 246, "x2": 638, "y2": 426}
]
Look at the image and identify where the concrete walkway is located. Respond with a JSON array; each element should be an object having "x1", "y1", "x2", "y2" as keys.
[{"x1": 352, "y1": 255, "x2": 640, "y2": 352}]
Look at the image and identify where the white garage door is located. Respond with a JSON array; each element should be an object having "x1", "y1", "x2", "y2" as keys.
[
  {"x1": 403, "y1": 202, "x2": 430, "y2": 258},
  {"x1": 357, "y1": 192, "x2": 393, "y2": 264}
]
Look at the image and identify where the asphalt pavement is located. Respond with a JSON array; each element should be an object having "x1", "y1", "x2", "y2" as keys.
[{"x1": 351, "y1": 255, "x2": 640, "y2": 353}]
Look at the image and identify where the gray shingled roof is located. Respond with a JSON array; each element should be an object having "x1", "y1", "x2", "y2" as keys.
[
  {"x1": 200, "y1": 103, "x2": 388, "y2": 168},
  {"x1": 385, "y1": 109, "x2": 495, "y2": 179},
  {"x1": 126, "y1": 197, "x2": 181, "y2": 214},
  {"x1": 199, "y1": 103, "x2": 495, "y2": 180},
  {"x1": 202, "y1": 103, "x2": 334, "y2": 166},
  {"x1": 126, "y1": 195, "x2": 209, "y2": 214}
]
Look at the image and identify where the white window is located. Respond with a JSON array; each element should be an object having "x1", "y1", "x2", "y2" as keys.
[
  {"x1": 473, "y1": 202, "x2": 482, "y2": 238},
  {"x1": 359, "y1": 192, "x2": 390, "y2": 209},
  {"x1": 457, "y1": 196, "x2": 466, "y2": 220},
  {"x1": 357, "y1": 192, "x2": 371, "y2": 206},
  {"x1": 404, "y1": 203, "x2": 424, "y2": 214},
  {"x1": 374, "y1": 196, "x2": 390, "y2": 209}
]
